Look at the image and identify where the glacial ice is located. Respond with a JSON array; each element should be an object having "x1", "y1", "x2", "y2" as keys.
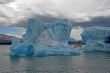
[
  {"x1": 81, "y1": 26, "x2": 110, "y2": 52},
  {"x1": 10, "y1": 40, "x2": 35, "y2": 56},
  {"x1": 24, "y1": 18, "x2": 44, "y2": 45},
  {"x1": 10, "y1": 19, "x2": 80, "y2": 56}
]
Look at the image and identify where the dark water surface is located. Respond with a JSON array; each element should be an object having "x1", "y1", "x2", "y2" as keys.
[{"x1": 0, "y1": 45, "x2": 110, "y2": 73}]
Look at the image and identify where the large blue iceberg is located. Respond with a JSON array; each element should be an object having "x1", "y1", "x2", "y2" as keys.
[
  {"x1": 10, "y1": 19, "x2": 80, "y2": 56},
  {"x1": 81, "y1": 26, "x2": 110, "y2": 52}
]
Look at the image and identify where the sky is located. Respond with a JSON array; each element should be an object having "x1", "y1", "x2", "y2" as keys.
[
  {"x1": 70, "y1": 26, "x2": 84, "y2": 41},
  {"x1": 0, "y1": 0, "x2": 110, "y2": 26}
]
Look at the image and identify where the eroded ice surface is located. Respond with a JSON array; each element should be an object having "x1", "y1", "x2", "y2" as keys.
[
  {"x1": 81, "y1": 26, "x2": 110, "y2": 52},
  {"x1": 10, "y1": 19, "x2": 80, "y2": 56},
  {"x1": 24, "y1": 18, "x2": 44, "y2": 45},
  {"x1": 10, "y1": 40, "x2": 35, "y2": 56}
]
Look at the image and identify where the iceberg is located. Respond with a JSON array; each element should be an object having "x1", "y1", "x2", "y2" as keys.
[
  {"x1": 81, "y1": 26, "x2": 110, "y2": 52},
  {"x1": 10, "y1": 19, "x2": 80, "y2": 57}
]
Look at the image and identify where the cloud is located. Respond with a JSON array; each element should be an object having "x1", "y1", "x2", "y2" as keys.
[
  {"x1": 0, "y1": 0, "x2": 110, "y2": 26},
  {"x1": 0, "y1": 0, "x2": 14, "y2": 4}
]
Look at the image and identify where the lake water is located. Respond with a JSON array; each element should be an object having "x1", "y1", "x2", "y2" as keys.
[{"x1": 0, "y1": 45, "x2": 110, "y2": 73}]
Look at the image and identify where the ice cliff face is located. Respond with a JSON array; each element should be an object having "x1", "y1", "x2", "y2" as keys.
[
  {"x1": 10, "y1": 18, "x2": 80, "y2": 57},
  {"x1": 37, "y1": 20, "x2": 71, "y2": 46},
  {"x1": 24, "y1": 19, "x2": 44, "y2": 45},
  {"x1": 81, "y1": 26, "x2": 110, "y2": 52}
]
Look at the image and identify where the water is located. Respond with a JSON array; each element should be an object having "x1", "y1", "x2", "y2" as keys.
[{"x1": 0, "y1": 45, "x2": 110, "y2": 73}]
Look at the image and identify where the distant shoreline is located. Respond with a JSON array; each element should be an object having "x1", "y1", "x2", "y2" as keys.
[{"x1": 0, "y1": 43, "x2": 11, "y2": 45}]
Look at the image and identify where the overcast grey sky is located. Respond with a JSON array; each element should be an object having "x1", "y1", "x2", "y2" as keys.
[{"x1": 0, "y1": 0, "x2": 110, "y2": 26}]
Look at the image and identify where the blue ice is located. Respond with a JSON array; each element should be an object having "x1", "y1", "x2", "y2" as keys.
[{"x1": 10, "y1": 18, "x2": 80, "y2": 56}]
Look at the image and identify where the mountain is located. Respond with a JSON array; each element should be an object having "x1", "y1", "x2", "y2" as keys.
[
  {"x1": 0, "y1": 34, "x2": 23, "y2": 44},
  {"x1": 0, "y1": 27, "x2": 26, "y2": 38},
  {"x1": 0, "y1": 27, "x2": 25, "y2": 44}
]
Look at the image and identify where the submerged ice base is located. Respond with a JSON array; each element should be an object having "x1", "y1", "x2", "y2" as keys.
[
  {"x1": 82, "y1": 26, "x2": 110, "y2": 52},
  {"x1": 10, "y1": 19, "x2": 80, "y2": 57}
]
